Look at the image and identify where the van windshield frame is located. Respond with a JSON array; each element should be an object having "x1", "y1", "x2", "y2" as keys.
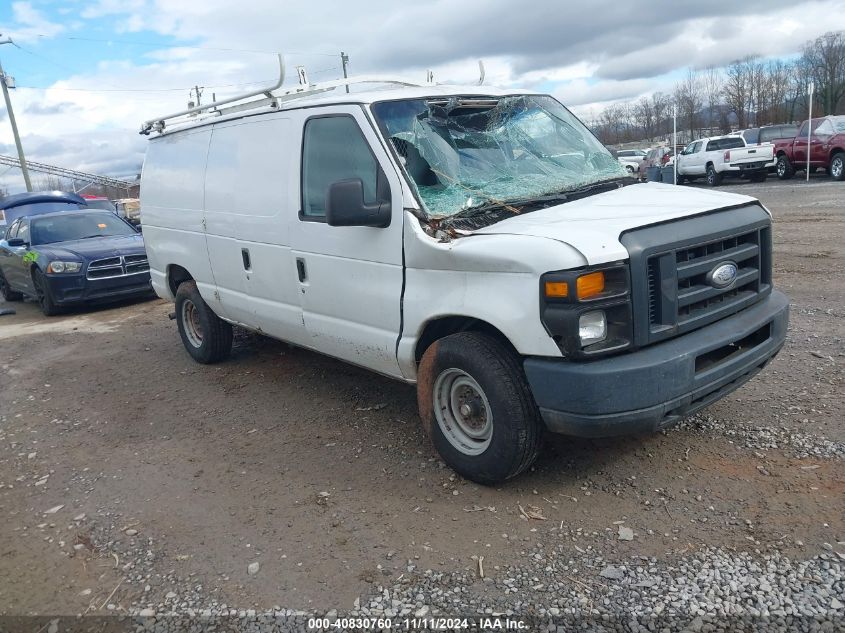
[{"x1": 370, "y1": 95, "x2": 627, "y2": 219}]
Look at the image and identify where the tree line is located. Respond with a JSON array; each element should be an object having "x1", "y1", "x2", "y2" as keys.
[{"x1": 594, "y1": 31, "x2": 845, "y2": 146}]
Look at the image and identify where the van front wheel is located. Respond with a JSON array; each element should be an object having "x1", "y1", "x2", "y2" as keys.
[
  {"x1": 175, "y1": 281, "x2": 233, "y2": 364},
  {"x1": 417, "y1": 332, "x2": 542, "y2": 485}
]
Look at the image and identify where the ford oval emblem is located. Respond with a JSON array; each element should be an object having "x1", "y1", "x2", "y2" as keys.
[{"x1": 706, "y1": 261, "x2": 738, "y2": 289}]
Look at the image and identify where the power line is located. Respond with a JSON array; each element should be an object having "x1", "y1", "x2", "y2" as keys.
[
  {"x1": 15, "y1": 79, "x2": 281, "y2": 93},
  {"x1": 27, "y1": 34, "x2": 339, "y2": 57},
  {"x1": 15, "y1": 68, "x2": 342, "y2": 93}
]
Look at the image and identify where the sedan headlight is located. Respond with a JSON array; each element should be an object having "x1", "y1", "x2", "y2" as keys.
[{"x1": 47, "y1": 261, "x2": 82, "y2": 274}]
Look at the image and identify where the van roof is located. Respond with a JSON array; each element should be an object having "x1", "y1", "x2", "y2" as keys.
[
  {"x1": 279, "y1": 83, "x2": 531, "y2": 108},
  {"x1": 145, "y1": 81, "x2": 534, "y2": 137}
]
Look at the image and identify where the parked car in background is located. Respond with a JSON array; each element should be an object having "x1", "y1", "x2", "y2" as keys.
[
  {"x1": 731, "y1": 128, "x2": 761, "y2": 145},
  {"x1": 758, "y1": 124, "x2": 800, "y2": 145},
  {"x1": 615, "y1": 149, "x2": 646, "y2": 174},
  {"x1": 754, "y1": 124, "x2": 800, "y2": 174},
  {"x1": 0, "y1": 210, "x2": 152, "y2": 315},
  {"x1": 676, "y1": 135, "x2": 775, "y2": 186},
  {"x1": 81, "y1": 195, "x2": 117, "y2": 212},
  {"x1": 0, "y1": 191, "x2": 93, "y2": 231},
  {"x1": 773, "y1": 116, "x2": 845, "y2": 181},
  {"x1": 638, "y1": 147, "x2": 673, "y2": 180},
  {"x1": 114, "y1": 198, "x2": 142, "y2": 226}
]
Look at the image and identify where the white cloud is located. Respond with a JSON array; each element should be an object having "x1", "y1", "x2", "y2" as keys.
[{"x1": 6, "y1": 1, "x2": 66, "y2": 42}]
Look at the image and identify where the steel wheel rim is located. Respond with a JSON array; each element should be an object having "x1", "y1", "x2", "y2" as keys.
[
  {"x1": 833, "y1": 157, "x2": 843, "y2": 179},
  {"x1": 433, "y1": 368, "x2": 493, "y2": 456},
  {"x1": 777, "y1": 159, "x2": 786, "y2": 177},
  {"x1": 181, "y1": 300, "x2": 204, "y2": 348}
]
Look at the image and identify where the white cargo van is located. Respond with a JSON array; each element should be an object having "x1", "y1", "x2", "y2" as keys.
[{"x1": 139, "y1": 68, "x2": 788, "y2": 484}]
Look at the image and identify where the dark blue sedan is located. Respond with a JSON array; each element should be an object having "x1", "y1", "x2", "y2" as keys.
[{"x1": 0, "y1": 210, "x2": 153, "y2": 316}]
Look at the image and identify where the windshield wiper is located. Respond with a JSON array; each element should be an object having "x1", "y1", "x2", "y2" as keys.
[
  {"x1": 448, "y1": 177, "x2": 630, "y2": 220},
  {"x1": 457, "y1": 192, "x2": 572, "y2": 218},
  {"x1": 79, "y1": 234, "x2": 108, "y2": 239}
]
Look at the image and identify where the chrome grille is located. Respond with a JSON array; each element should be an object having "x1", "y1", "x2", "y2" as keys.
[{"x1": 86, "y1": 255, "x2": 149, "y2": 280}]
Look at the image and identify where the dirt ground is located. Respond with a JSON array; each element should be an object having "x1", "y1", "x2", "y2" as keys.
[{"x1": 1, "y1": 176, "x2": 843, "y2": 619}]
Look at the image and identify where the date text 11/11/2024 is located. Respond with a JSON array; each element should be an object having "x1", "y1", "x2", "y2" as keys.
[{"x1": 306, "y1": 616, "x2": 528, "y2": 630}]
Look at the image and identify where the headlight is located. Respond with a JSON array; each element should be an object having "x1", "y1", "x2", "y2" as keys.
[
  {"x1": 47, "y1": 261, "x2": 82, "y2": 274},
  {"x1": 540, "y1": 263, "x2": 632, "y2": 359},
  {"x1": 579, "y1": 310, "x2": 607, "y2": 345}
]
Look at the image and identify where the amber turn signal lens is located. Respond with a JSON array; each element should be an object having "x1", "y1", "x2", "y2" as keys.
[
  {"x1": 544, "y1": 281, "x2": 569, "y2": 298},
  {"x1": 576, "y1": 271, "x2": 605, "y2": 300}
]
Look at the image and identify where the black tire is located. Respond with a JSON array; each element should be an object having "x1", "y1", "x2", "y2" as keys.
[
  {"x1": 706, "y1": 164, "x2": 722, "y2": 187},
  {"x1": 776, "y1": 155, "x2": 794, "y2": 180},
  {"x1": 830, "y1": 153, "x2": 844, "y2": 181},
  {"x1": 417, "y1": 332, "x2": 542, "y2": 485},
  {"x1": 175, "y1": 280, "x2": 233, "y2": 363},
  {"x1": 750, "y1": 171, "x2": 768, "y2": 183},
  {"x1": 32, "y1": 268, "x2": 61, "y2": 316},
  {"x1": 676, "y1": 174, "x2": 686, "y2": 185},
  {"x1": 0, "y1": 268, "x2": 23, "y2": 301}
]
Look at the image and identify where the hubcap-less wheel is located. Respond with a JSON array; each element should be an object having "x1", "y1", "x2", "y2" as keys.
[
  {"x1": 181, "y1": 299, "x2": 204, "y2": 348},
  {"x1": 832, "y1": 156, "x2": 844, "y2": 179},
  {"x1": 433, "y1": 368, "x2": 493, "y2": 456},
  {"x1": 33, "y1": 275, "x2": 46, "y2": 309},
  {"x1": 777, "y1": 160, "x2": 786, "y2": 177}
]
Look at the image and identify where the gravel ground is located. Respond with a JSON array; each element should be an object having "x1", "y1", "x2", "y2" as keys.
[{"x1": 1, "y1": 176, "x2": 843, "y2": 632}]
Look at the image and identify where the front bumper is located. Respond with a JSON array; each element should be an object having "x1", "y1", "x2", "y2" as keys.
[
  {"x1": 46, "y1": 272, "x2": 154, "y2": 305},
  {"x1": 523, "y1": 290, "x2": 789, "y2": 437}
]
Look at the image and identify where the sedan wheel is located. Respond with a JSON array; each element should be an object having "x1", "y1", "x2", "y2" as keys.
[
  {"x1": 32, "y1": 269, "x2": 61, "y2": 316},
  {"x1": 831, "y1": 154, "x2": 844, "y2": 181}
]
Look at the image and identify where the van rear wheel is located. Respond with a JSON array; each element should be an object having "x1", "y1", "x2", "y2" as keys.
[
  {"x1": 417, "y1": 332, "x2": 542, "y2": 485},
  {"x1": 175, "y1": 281, "x2": 233, "y2": 364}
]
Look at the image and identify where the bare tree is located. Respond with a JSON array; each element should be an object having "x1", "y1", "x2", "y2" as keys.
[
  {"x1": 674, "y1": 69, "x2": 703, "y2": 139},
  {"x1": 633, "y1": 96, "x2": 655, "y2": 141},
  {"x1": 802, "y1": 31, "x2": 845, "y2": 115},
  {"x1": 724, "y1": 57, "x2": 755, "y2": 128},
  {"x1": 701, "y1": 66, "x2": 724, "y2": 133},
  {"x1": 651, "y1": 91, "x2": 671, "y2": 137}
]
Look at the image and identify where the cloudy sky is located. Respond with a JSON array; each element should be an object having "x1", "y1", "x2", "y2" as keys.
[{"x1": 1, "y1": 0, "x2": 844, "y2": 193}]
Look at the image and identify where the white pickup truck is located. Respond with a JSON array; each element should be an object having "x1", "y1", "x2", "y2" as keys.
[
  {"x1": 676, "y1": 135, "x2": 775, "y2": 186},
  {"x1": 138, "y1": 69, "x2": 789, "y2": 484}
]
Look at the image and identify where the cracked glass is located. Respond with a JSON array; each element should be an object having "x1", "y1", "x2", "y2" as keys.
[{"x1": 371, "y1": 95, "x2": 627, "y2": 219}]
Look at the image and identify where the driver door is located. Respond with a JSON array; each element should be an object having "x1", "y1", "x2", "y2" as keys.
[{"x1": 289, "y1": 106, "x2": 405, "y2": 378}]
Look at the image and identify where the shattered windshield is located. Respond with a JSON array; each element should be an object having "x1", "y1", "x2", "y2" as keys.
[{"x1": 371, "y1": 95, "x2": 627, "y2": 218}]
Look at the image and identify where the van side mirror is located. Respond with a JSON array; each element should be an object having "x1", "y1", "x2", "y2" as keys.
[
  {"x1": 326, "y1": 179, "x2": 391, "y2": 228},
  {"x1": 6, "y1": 238, "x2": 27, "y2": 248}
]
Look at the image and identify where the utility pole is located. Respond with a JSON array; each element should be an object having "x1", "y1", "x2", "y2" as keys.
[
  {"x1": 189, "y1": 85, "x2": 203, "y2": 108},
  {"x1": 806, "y1": 81, "x2": 814, "y2": 183},
  {"x1": 0, "y1": 35, "x2": 32, "y2": 192},
  {"x1": 341, "y1": 52, "x2": 349, "y2": 93}
]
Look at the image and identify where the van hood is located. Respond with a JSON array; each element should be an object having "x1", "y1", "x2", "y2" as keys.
[{"x1": 472, "y1": 182, "x2": 761, "y2": 265}]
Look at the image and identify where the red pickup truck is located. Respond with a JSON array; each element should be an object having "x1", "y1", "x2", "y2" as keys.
[{"x1": 773, "y1": 116, "x2": 845, "y2": 181}]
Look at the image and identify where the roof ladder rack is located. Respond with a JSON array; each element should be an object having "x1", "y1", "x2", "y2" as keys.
[{"x1": 140, "y1": 54, "x2": 432, "y2": 135}]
